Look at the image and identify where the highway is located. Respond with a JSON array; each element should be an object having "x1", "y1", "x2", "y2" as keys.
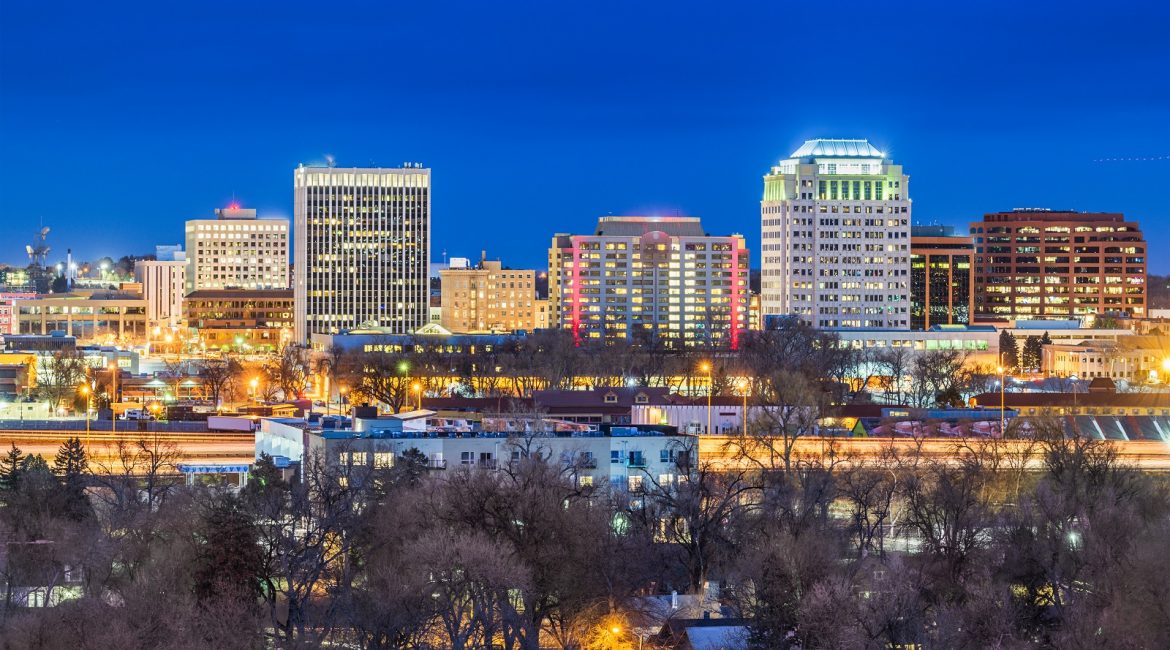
[
  {"x1": 6, "y1": 428, "x2": 1170, "y2": 476},
  {"x1": 699, "y1": 435, "x2": 1170, "y2": 471},
  {"x1": 0, "y1": 428, "x2": 255, "y2": 472}
]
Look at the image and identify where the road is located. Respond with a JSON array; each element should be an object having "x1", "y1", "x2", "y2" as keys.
[
  {"x1": 0, "y1": 428, "x2": 255, "y2": 471},
  {"x1": 700, "y1": 435, "x2": 1170, "y2": 471},
  {"x1": 6, "y1": 428, "x2": 1170, "y2": 475}
]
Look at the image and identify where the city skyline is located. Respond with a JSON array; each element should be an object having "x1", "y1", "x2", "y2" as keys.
[{"x1": 2, "y1": 1, "x2": 1167, "y2": 272}]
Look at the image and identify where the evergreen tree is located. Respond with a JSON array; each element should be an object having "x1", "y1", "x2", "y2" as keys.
[
  {"x1": 21, "y1": 453, "x2": 49, "y2": 474},
  {"x1": 53, "y1": 436, "x2": 88, "y2": 479},
  {"x1": 0, "y1": 443, "x2": 23, "y2": 494},
  {"x1": 999, "y1": 330, "x2": 1020, "y2": 370},
  {"x1": 1022, "y1": 335, "x2": 1043, "y2": 373},
  {"x1": 1040, "y1": 330, "x2": 1053, "y2": 346},
  {"x1": 243, "y1": 453, "x2": 289, "y2": 502},
  {"x1": 193, "y1": 494, "x2": 264, "y2": 604},
  {"x1": 53, "y1": 437, "x2": 92, "y2": 520}
]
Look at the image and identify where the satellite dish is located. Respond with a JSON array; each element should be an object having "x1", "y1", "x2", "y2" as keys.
[{"x1": 40, "y1": 227, "x2": 50, "y2": 238}]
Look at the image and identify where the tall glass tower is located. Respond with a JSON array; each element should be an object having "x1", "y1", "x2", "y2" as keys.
[{"x1": 293, "y1": 165, "x2": 431, "y2": 343}]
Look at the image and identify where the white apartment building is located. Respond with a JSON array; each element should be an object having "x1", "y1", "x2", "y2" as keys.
[
  {"x1": 133, "y1": 260, "x2": 186, "y2": 329},
  {"x1": 293, "y1": 165, "x2": 431, "y2": 342},
  {"x1": 761, "y1": 139, "x2": 911, "y2": 329},
  {"x1": 184, "y1": 206, "x2": 289, "y2": 294},
  {"x1": 257, "y1": 416, "x2": 694, "y2": 492},
  {"x1": 549, "y1": 216, "x2": 750, "y2": 348}
]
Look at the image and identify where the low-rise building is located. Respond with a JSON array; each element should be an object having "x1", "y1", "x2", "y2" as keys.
[
  {"x1": 257, "y1": 415, "x2": 694, "y2": 492},
  {"x1": 185, "y1": 289, "x2": 294, "y2": 353},
  {"x1": 1042, "y1": 335, "x2": 1170, "y2": 382},
  {"x1": 13, "y1": 292, "x2": 149, "y2": 343}
]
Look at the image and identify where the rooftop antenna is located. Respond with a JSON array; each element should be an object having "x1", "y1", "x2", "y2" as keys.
[{"x1": 325, "y1": 154, "x2": 336, "y2": 168}]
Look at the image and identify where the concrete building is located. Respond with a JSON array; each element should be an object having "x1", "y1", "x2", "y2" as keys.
[
  {"x1": 910, "y1": 225, "x2": 974, "y2": 330},
  {"x1": 761, "y1": 139, "x2": 911, "y2": 329},
  {"x1": 13, "y1": 292, "x2": 148, "y2": 343},
  {"x1": 134, "y1": 260, "x2": 186, "y2": 329},
  {"x1": 185, "y1": 289, "x2": 294, "y2": 353},
  {"x1": 185, "y1": 205, "x2": 290, "y2": 294},
  {"x1": 294, "y1": 165, "x2": 430, "y2": 342},
  {"x1": 549, "y1": 216, "x2": 749, "y2": 348},
  {"x1": 258, "y1": 416, "x2": 695, "y2": 492},
  {"x1": 970, "y1": 209, "x2": 1146, "y2": 321},
  {"x1": 440, "y1": 256, "x2": 538, "y2": 333},
  {"x1": 0, "y1": 292, "x2": 36, "y2": 335},
  {"x1": 1042, "y1": 335, "x2": 1170, "y2": 382}
]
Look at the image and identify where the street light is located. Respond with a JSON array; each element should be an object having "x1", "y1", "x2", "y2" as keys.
[
  {"x1": 79, "y1": 383, "x2": 91, "y2": 450},
  {"x1": 738, "y1": 377, "x2": 750, "y2": 435},
  {"x1": 997, "y1": 364, "x2": 1006, "y2": 436},
  {"x1": 338, "y1": 385, "x2": 348, "y2": 417},
  {"x1": 109, "y1": 362, "x2": 119, "y2": 435},
  {"x1": 250, "y1": 376, "x2": 259, "y2": 400},
  {"x1": 700, "y1": 362, "x2": 712, "y2": 435},
  {"x1": 412, "y1": 382, "x2": 422, "y2": 411}
]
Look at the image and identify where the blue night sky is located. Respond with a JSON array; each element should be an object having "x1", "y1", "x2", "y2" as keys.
[{"x1": 1, "y1": 1, "x2": 1168, "y2": 271}]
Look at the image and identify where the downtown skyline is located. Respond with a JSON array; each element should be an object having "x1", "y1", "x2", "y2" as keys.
[{"x1": 1, "y1": 0, "x2": 1168, "y2": 271}]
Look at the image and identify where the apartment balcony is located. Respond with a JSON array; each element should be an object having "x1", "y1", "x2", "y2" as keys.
[{"x1": 626, "y1": 455, "x2": 647, "y2": 469}]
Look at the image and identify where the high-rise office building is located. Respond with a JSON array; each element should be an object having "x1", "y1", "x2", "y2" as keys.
[
  {"x1": 910, "y1": 226, "x2": 974, "y2": 330},
  {"x1": 185, "y1": 206, "x2": 289, "y2": 294},
  {"x1": 293, "y1": 165, "x2": 431, "y2": 342},
  {"x1": 548, "y1": 216, "x2": 749, "y2": 348},
  {"x1": 133, "y1": 260, "x2": 186, "y2": 329},
  {"x1": 970, "y1": 209, "x2": 1146, "y2": 320},
  {"x1": 440, "y1": 255, "x2": 538, "y2": 333},
  {"x1": 760, "y1": 139, "x2": 911, "y2": 329}
]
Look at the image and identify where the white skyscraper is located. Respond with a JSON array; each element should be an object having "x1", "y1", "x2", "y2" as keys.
[
  {"x1": 293, "y1": 165, "x2": 431, "y2": 343},
  {"x1": 760, "y1": 139, "x2": 911, "y2": 329},
  {"x1": 184, "y1": 206, "x2": 290, "y2": 294}
]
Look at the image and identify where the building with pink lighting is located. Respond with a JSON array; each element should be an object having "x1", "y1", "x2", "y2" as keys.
[{"x1": 548, "y1": 216, "x2": 749, "y2": 349}]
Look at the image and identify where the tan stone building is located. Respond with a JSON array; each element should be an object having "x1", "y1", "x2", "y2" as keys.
[
  {"x1": 185, "y1": 289, "x2": 294, "y2": 352},
  {"x1": 440, "y1": 259, "x2": 539, "y2": 333}
]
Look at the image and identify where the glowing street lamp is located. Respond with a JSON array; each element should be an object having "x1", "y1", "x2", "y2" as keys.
[
  {"x1": 997, "y1": 364, "x2": 1006, "y2": 436},
  {"x1": 79, "y1": 383, "x2": 91, "y2": 449},
  {"x1": 699, "y1": 362, "x2": 712, "y2": 435},
  {"x1": 412, "y1": 382, "x2": 422, "y2": 410},
  {"x1": 738, "y1": 377, "x2": 750, "y2": 435}
]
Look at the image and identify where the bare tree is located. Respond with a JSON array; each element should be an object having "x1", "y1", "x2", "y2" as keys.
[
  {"x1": 36, "y1": 350, "x2": 89, "y2": 411},
  {"x1": 196, "y1": 356, "x2": 243, "y2": 407}
]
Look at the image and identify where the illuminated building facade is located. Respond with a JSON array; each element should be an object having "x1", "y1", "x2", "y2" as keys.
[
  {"x1": 970, "y1": 209, "x2": 1146, "y2": 320},
  {"x1": 293, "y1": 165, "x2": 431, "y2": 342},
  {"x1": 440, "y1": 257, "x2": 539, "y2": 333},
  {"x1": 185, "y1": 206, "x2": 290, "y2": 293},
  {"x1": 186, "y1": 289, "x2": 294, "y2": 352},
  {"x1": 548, "y1": 216, "x2": 749, "y2": 348},
  {"x1": 134, "y1": 260, "x2": 186, "y2": 329},
  {"x1": 910, "y1": 226, "x2": 974, "y2": 330},
  {"x1": 760, "y1": 139, "x2": 911, "y2": 328}
]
